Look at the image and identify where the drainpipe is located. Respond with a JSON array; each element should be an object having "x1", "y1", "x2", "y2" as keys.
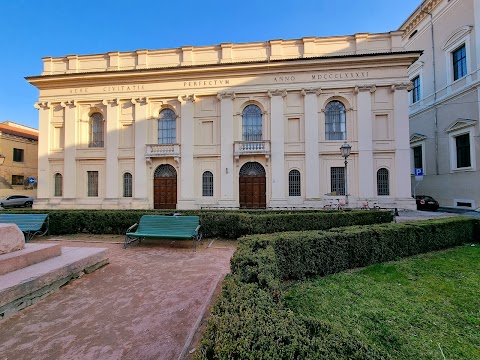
[{"x1": 421, "y1": 7, "x2": 439, "y2": 175}]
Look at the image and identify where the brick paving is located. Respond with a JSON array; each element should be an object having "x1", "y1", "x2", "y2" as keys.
[{"x1": 0, "y1": 237, "x2": 235, "y2": 360}]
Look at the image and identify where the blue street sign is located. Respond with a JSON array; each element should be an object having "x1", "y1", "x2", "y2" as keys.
[
  {"x1": 28, "y1": 177, "x2": 35, "y2": 184},
  {"x1": 414, "y1": 168, "x2": 423, "y2": 176}
]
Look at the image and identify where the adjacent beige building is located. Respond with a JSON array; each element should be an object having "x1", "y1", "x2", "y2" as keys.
[
  {"x1": 27, "y1": 32, "x2": 420, "y2": 210},
  {"x1": 401, "y1": 0, "x2": 480, "y2": 209},
  {"x1": 0, "y1": 121, "x2": 38, "y2": 188}
]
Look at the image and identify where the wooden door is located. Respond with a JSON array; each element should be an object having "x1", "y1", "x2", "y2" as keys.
[
  {"x1": 154, "y1": 177, "x2": 177, "y2": 209},
  {"x1": 239, "y1": 175, "x2": 266, "y2": 209}
]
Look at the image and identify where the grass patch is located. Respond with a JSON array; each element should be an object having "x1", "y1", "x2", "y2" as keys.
[{"x1": 284, "y1": 245, "x2": 480, "y2": 360}]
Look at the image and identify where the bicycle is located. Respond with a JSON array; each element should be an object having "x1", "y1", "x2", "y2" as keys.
[
  {"x1": 360, "y1": 201, "x2": 380, "y2": 210},
  {"x1": 323, "y1": 199, "x2": 346, "y2": 210}
]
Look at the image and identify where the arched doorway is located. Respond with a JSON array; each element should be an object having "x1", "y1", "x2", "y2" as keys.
[
  {"x1": 239, "y1": 162, "x2": 266, "y2": 209},
  {"x1": 153, "y1": 164, "x2": 177, "y2": 209}
]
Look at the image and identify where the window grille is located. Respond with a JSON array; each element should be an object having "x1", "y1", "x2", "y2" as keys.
[
  {"x1": 325, "y1": 101, "x2": 346, "y2": 140},
  {"x1": 239, "y1": 162, "x2": 266, "y2": 176},
  {"x1": 242, "y1": 105, "x2": 262, "y2": 141},
  {"x1": 154, "y1": 164, "x2": 177, "y2": 178},
  {"x1": 54, "y1": 173, "x2": 63, "y2": 197},
  {"x1": 413, "y1": 146, "x2": 422, "y2": 169},
  {"x1": 13, "y1": 148, "x2": 24, "y2": 162},
  {"x1": 202, "y1": 171, "x2": 213, "y2": 196},
  {"x1": 412, "y1": 76, "x2": 421, "y2": 103},
  {"x1": 87, "y1": 171, "x2": 99, "y2": 197},
  {"x1": 288, "y1": 170, "x2": 301, "y2": 196},
  {"x1": 158, "y1": 109, "x2": 176, "y2": 144},
  {"x1": 123, "y1": 172, "x2": 132, "y2": 197},
  {"x1": 377, "y1": 168, "x2": 390, "y2": 196},
  {"x1": 453, "y1": 45, "x2": 467, "y2": 80},
  {"x1": 330, "y1": 167, "x2": 345, "y2": 195},
  {"x1": 456, "y1": 133, "x2": 471, "y2": 168},
  {"x1": 11, "y1": 175, "x2": 24, "y2": 185},
  {"x1": 89, "y1": 113, "x2": 104, "y2": 147}
]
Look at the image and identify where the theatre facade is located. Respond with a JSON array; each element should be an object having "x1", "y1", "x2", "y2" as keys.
[{"x1": 27, "y1": 32, "x2": 421, "y2": 210}]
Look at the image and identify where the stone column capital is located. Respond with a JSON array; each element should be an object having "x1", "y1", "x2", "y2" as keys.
[
  {"x1": 216, "y1": 92, "x2": 236, "y2": 100},
  {"x1": 391, "y1": 83, "x2": 413, "y2": 92},
  {"x1": 354, "y1": 85, "x2": 376, "y2": 94},
  {"x1": 179, "y1": 94, "x2": 196, "y2": 103},
  {"x1": 267, "y1": 89, "x2": 287, "y2": 98},
  {"x1": 34, "y1": 102, "x2": 51, "y2": 110},
  {"x1": 301, "y1": 88, "x2": 322, "y2": 96}
]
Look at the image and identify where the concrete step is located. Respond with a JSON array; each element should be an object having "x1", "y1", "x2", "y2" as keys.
[
  {"x1": 0, "y1": 243, "x2": 62, "y2": 276},
  {"x1": 0, "y1": 246, "x2": 109, "y2": 319}
]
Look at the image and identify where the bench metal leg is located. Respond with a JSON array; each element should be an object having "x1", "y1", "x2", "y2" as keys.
[{"x1": 124, "y1": 235, "x2": 142, "y2": 249}]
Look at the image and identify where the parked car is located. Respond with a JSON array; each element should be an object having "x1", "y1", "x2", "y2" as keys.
[
  {"x1": 0, "y1": 195, "x2": 34, "y2": 208},
  {"x1": 415, "y1": 195, "x2": 439, "y2": 211}
]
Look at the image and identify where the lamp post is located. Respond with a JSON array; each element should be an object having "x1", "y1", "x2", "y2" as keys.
[{"x1": 340, "y1": 142, "x2": 351, "y2": 205}]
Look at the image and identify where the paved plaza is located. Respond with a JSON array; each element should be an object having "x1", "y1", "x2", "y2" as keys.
[{"x1": 0, "y1": 237, "x2": 235, "y2": 360}]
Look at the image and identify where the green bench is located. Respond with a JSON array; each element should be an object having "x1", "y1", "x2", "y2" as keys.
[
  {"x1": 124, "y1": 215, "x2": 202, "y2": 251},
  {"x1": 0, "y1": 213, "x2": 49, "y2": 241}
]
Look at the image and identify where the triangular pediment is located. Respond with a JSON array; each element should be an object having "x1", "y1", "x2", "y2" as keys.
[
  {"x1": 445, "y1": 118, "x2": 477, "y2": 133},
  {"x1": 442, "y1": 26, "x2": 473, "y2": 50},
  {"x1": 410, "y1": 133, "x2": 427, "y2": 143}
]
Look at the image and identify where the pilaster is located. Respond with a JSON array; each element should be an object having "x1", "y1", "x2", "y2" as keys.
[
  {"x1": 63, "y1": 101, "x2": 77, "y2": 199},
  {"x1": 34, "y1": 102, "x2": 51, "y2": 201},
  {"x1": 356, "y1": 85, "x2": 375, "y2": 199},
  {"x1": 133, "y1": 98, "x2": 149, "y2": 205},
  {"x1": 178, "y1": 94, "x2": 195, "y2": 209},
  {"x1": 392, "y1": 84, "x2": 414, "y2": 200},
  {"x1": 104, "y1": 99, "x2": 119, "y2": 204},
  {"x1": 268, "y1": 90, "x2": 287, "y2": 206},
  {"x1": 302, "y1": 88, "x2": 321, "y2": 199},
  {"x1": 217, "y1": 92, "x2": 235, "y2": 206}
]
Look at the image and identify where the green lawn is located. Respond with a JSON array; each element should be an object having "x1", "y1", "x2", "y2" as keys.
[{"x1": 284, "y1": 245, "x2": 480, "y2": 360}]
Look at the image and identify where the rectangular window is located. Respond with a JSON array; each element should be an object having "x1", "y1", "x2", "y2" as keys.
[
  {"x1": 456, "y1": 133, "x2": 471, "y2": 168},
  {"x1": 11, "y1": 175, "x2": 24, "y2": 185},
  {"x1": 412, "y1": 76, "x2": 420, "y2": 103},
  {"x1": 13, "y1": 148, "x2": 24, "y2": 162},
  {"x1": 413, "y1": 146, "x2": 423, "y2": 169},
  {"x1": 453, "y1": 45, "x2": 467, "y2": 81},
  {"x1": 87, "y1": 171, "x2": 99, "y2": 197},
  {"x1": 330, "y1": 167, "x2": 345, "y2": 196}
]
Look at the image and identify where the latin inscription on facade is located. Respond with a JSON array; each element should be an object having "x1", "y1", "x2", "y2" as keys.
[{"x1": 183, "y1": 79, "x2": 230, "y2": 87}]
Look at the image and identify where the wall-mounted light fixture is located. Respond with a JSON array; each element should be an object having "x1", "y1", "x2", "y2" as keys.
[{"x1": 0, "y1": 154, "x2": 5, "y2": 166}]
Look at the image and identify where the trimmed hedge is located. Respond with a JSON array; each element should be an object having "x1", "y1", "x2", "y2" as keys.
[
  {"x1": 196, "y1": 217, "x2": 479, "y2": 359},
  {"x1": 3, "y1": 209, "x2": 393, "y2": 238}
]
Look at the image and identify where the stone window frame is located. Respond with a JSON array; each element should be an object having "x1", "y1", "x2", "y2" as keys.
[
  {"x1": 410, "y1": 133, "x2": 427, "y2": 175},
  {"x1": 443, "y1": 26, "x2": 472, "y2": 85},
  {"x1": 446, "y1": 120, "x2": 477, "y2": 173}
]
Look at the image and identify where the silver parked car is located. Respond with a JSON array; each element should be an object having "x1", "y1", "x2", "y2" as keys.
[{"x1": 0, "y1": 195, "x2": 34, "y2": 208}]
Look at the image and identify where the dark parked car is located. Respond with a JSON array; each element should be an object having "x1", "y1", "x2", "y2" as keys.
[
  {"x1": 0, "y1": 195, "x2": 34, "y2": 208},
  {"x1": 415, "y1": 195, "x2": 439, "y2": 211}
]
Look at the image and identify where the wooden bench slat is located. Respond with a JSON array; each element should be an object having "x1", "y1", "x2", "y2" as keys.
[{"x1": 124, "y1": 215, "x2": 202, "y2": 251}]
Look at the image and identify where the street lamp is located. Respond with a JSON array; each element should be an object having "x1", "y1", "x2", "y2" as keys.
[
  {"x1": 340, "y1": 142, "x2": 351, "y2": 205},
  {"x1": 0, "y1": 154, "x2": 5, "y2": 166}
]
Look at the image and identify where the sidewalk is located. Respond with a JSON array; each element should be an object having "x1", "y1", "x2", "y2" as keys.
[{"x1": 0, "y1": 237, "x2": 235, "y2": 360}]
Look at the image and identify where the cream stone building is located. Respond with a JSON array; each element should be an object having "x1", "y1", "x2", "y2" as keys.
[
  {"x1": 27, "y1": 32, "x2": 420, "y2": 210},
  {"x1": 0, "y1": 121, "x2": 38, "y2": 188},
  {"x1": 402, "y1": 0, "x2": 480, "y2": 209}
]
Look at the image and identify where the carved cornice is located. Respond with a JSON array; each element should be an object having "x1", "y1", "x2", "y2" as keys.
[
  {"x1": 401, "y1": 0, "x2": 442, "y2": 39},
  {"x1": 391, "y1": 83, "x2": 413, "y2": 92},
  {"x1": 354, "y1": 85, "x2": 376, "y2": 94},
  {"x1": 216, "y1": 92, "x2": 236, "y2": 100},
  {"x1": 34, "y1": 102, "x2": 51, "y2": 110},
  {"x1": 179, "y1": 94, "x2": 196, "y2": 103},
  {"x1": 301, "y1": 88, "x2": 322, "y2": 96},
  {"x1": 267, "y1": 89, "x2": 287, "y2": 98}
]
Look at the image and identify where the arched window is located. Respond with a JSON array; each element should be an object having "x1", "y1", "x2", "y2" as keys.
[
  {"x1": 202, "y1": 171, "x2": 213, "y2": 197},
  {"x1": 242, "y1": 104, "x2": 262, "y2": 141},
  {"x1": 288, "y1": 170, "x2": 301, "y2": 196},
  {"x1": 377, "y1": 168, "x2": 390, "y2": 196},
  {"x1": 325, "y1": 101, "x2": 346, "y2": 140},
  {"x1": 158, "y1": 109, "x2": 176, "y2": 144},
  {"x1": 123, "y1": 172, "x2": 133, "y2": 197},
  {"x1": 89, "y1": 112, "x2": 104, "y2": 147},
  {"x1": 54, "y1": 173, "x2": 63, "y2": 197}
]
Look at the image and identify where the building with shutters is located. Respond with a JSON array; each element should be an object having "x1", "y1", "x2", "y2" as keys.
[
  {"x1": 401, "y1": 0, "x2": 480, "y2": 209},
  {"x1": 26, "y1": 32, "x2": 420, "y2": 210},
  {"x1": 0, "y1": 121, "x2": 38, "y2": 189}
]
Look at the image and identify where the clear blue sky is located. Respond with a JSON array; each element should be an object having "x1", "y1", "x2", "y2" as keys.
[{"x1": 0, "y1": 0, "x2": 422, "y2": 129}]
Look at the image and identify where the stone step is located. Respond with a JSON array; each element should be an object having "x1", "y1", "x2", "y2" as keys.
[
  {"x1": 0, "y1": 246, "x2": 109, "y2": 319},
  {"x1": 0, "y1": 243, "x2": 62, "y2": 276}
]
